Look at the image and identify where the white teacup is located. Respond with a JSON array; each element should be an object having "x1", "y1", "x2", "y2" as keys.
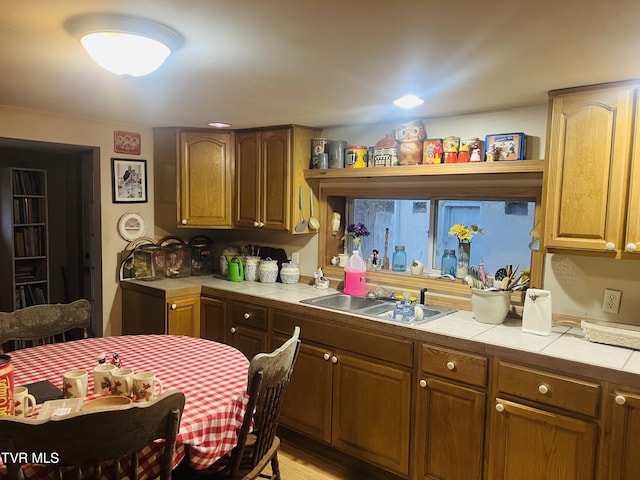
[
  {"x1": 132, "y1": 372, "x2": 163, "y2": 402},
  {"x1": 110, "y1": 368, "x2": 134, "y2": 396},
  {"x1": 93, "y1": 364, "x2": 116, "y2": 394},
  {"x1": 63, "y1": 369, "x2": 88, "y2": 400},
  {"x1": 13, "y1": 386, "x2": 36, "y2": 418}
]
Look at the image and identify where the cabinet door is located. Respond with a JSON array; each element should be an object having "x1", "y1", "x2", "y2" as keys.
[
  {"x1": 235, "y1": 131, "x2": 261, "y2": 229},
  {"x1": 544, "y1": 86, "x2": 635, "y2": 254},
  {"x1": 625, "y1": 94, "x2": 640, "y2": 258},
  {"x1": 488, "y1": 398, "x2": 597, "y2": 480},
  {"x1": 277, "y1": 337, "x2": 333, "y2": 443},
  {"x1": 261, "y1": 128, "x2": 290, "y2": 231},
  {"x1": 200, "y1": 297, "x2": 226, "y2": 343},
  {"x1": 121, "y1": 289, "x2": 166, "y2": 335},
  {"x1": 415, "y1": 377, "x2": 485, "y2": 480},
  {"x1": 227, "y1": 324, "x2": 267, "y2": 360},
  {"x1": 167, "y1": 297, "x2": 200, "y2": 337},
  {"x1": 607, "y1": 390, "x2": 640, "y2": 479},
  {"x1": 179, "y1": 131, "x2": 233, "y2": 227},
  {"x1": 332, "y1": 352, "x2": 411, "y2": 476}
]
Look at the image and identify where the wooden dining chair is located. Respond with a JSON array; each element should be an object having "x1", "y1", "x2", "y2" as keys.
[
  {"x1": 183, "y1": 326, "x2": 300, "y2": 480},
  {"x1": 0, "y1": 299, "x2": 91, "y2": 353},
  {"x1": 0, "y1": 389, "x2": 185, "y2": 480}
]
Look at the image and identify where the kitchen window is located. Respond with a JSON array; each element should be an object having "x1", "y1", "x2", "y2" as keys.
[{"x1": 351, "y1": 198, "x2": 535, "y2": 276}]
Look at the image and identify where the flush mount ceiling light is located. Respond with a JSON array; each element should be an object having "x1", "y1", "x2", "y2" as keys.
[
  {"x1": 65, "y1": 13, "x2": 183, "y2": 76},
  {"x1": 393, "y1": 94, "x2": 425, "y2": 109},
  {"x1": 208, "y1": 122, "x2": 232, "y2": 128}
]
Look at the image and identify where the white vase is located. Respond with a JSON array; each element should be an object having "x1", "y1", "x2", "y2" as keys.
[{"x1": 471, "y1": 288, "x2": 511, "y2": 324}]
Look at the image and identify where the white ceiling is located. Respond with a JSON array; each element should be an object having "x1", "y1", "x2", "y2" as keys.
[{"x1": 1, "y1": 0, "x2": 639, "y2": 130}]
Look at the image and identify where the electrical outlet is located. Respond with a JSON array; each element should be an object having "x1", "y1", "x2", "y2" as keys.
[
  {"x1": 291, "y1": 252, "x2": 300, "y2": 265},
  {"x1": 602, "y1": 288, "x2": 622, "y2": 314}
]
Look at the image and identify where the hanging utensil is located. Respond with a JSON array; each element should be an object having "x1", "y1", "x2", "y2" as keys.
[
  {"x1": 308, "y1": 186, "x2": 320, "y2": 231},
  {"x1": 382, "y1": 227, "x2": 390, "y2": 269},
  {"x1": 295, "y1": 186, "x2": 307, "y2": 233}
]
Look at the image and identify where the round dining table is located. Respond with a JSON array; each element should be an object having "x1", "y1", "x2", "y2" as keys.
[{"x1": 3, "y1": 334, "x2": 250, "y2": 479}]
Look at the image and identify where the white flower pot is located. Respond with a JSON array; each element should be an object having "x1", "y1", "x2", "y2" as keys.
[{"x1": 471, "y1": 288, "x2": 511, "y2": 324}]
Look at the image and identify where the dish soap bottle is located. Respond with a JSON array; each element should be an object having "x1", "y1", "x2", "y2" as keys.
[{"x1": 343, "y1": 249, "x2": 367, "y2": 296}]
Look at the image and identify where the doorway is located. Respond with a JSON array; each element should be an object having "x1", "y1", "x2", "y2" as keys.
[{"x1": 0, "y1": 138, "x2": 102, "y2": 336}]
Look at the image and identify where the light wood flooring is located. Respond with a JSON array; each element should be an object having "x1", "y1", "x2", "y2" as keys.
[
  {"x1": 264, "y1": 440, "x2": 351, "y2": 479},
  {"x1": 265, "y1": 439, "x2": 378, "y2": 480}
]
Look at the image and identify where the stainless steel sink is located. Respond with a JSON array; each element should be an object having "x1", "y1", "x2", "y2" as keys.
[
  {"x1": 300, "y1": 293, "x2": 456, "y2": 324},
  {"x1": 301, "y1": 294, "x2": 388, "y2": 311}
]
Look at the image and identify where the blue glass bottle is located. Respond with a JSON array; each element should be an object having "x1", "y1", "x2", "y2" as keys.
[
  {"x1": 392, "y1": 245, "x2": 407, "y2": 272},
  {"x1": 441, "y1": 249, "x2": 457, "y2": 277}
]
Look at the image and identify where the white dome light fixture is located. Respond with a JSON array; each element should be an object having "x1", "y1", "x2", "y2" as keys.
[
  {"x1": 393, "y1": 94, "x2": 425, "y2": 109},
  {"x1": 65, "y1": 13, "x2": 183, "y2": 77}
]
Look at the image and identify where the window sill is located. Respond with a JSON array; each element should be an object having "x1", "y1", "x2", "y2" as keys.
[{"x1": 322, "y1": 265, "x2": 525, "y2": 310}]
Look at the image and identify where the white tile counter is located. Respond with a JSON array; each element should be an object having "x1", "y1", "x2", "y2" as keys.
[{"x1": 122, "y1": 277, "x2": 638, "y2": 375}]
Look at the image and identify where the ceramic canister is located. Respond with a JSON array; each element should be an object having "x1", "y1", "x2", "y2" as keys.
[
  {"x1": 280, "y1": 262, "x2": 300, "y2": 284},
  {"x1": 0, "y1": 355, "x2": 14, "y2": 416},
  {"x1": 345, "y1": 145, "x2": 368, "y2": 168},
  {"x1": 258, "y1": 258, "x2": 278, "y2": 283},
  {"x1": 244, "y1": 256, "x2": 260, "y2": 281}
]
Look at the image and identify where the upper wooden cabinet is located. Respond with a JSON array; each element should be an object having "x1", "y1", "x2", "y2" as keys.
[
  {"x1": 542, "y1": 81, "x2": 640, "y2": 258},
  {"x1": 235, "y1": 125, "x2": 320, "y2": 232},
  {"x1": 154, "y1": 127, "x2": 234, "y2": 229}
]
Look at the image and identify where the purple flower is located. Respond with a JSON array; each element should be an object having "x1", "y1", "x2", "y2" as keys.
[
  {"x1": 346, "y1": 223, "x2": 370, "y2": 238},
  {"x1": 342, "y1": 223, "x2": 370, "y2": 249}
]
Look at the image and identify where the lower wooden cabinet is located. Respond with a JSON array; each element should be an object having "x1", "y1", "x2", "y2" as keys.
[
  {"x1": 167, "y1": 297, "x2": 200, "y2": 336},
  {"x1": 488, "y1": 398, "x2": 597, "y2": 480},
  {"x1": 332, "y1": 351, "x2": 411, "y2": 475},
  {"x1": 226, "y1": 300, "x2": 267, "y2": 360},
  {"x1": 200, "y1": 296, "x2": 226, "y2": 343},
  {"x1": 605, "y1": 387, "x2": 640, "y2": 479},
  {"x1": 121, "y1": 285, "x2": 200, "y2": 336},
  {"x1": 413, "y1": 344, "x2": 487, "y2": 480},
  {"x1": 487, "y1": 361, "x2": 600, "y2": 480},
  {"x1": 277, "y1": 339, "x2": 333, "y2": 442},
  {"x1": 273, "y1": 311, "x2": 413, "y2": 477}
]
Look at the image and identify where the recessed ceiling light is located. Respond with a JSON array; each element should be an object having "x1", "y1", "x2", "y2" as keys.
[
  {"x1": 65, "y1": 13, "x2": 183, "y2": 76},
  {"x1": 208, "y1": 122, "x2": 232, "y2": 128},
  {"x1": 393, "y1": 95, "x2": 424, "y2": 109}
]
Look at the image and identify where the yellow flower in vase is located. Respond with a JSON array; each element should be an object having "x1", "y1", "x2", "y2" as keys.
[
  {"x1": 448, "y1": 224, "x2": 483, "y2": 243},
  {"x1": 448, "y1": 224, "x2": 482, "y2": 279}
]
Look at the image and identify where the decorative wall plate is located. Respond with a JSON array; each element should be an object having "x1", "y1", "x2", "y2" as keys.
[{"x1": 118, "y1": 212, "x2": 147, "y2": 241}]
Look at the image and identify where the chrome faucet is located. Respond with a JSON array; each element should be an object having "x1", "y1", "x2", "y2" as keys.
[{"x1": 363, "y1": 278, "x2": 395, "y2": 299}]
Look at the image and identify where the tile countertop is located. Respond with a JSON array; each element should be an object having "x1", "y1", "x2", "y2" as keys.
[{"x1": 123, "y1": 276, "x2": 640, "y2": 376}]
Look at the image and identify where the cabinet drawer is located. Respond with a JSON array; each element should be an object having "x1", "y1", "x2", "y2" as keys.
[
  {"x1": 229, "y1": 301, "x2": 267, "y2": 330},
  {"x1": 498, "y1": 362, "x2": 600, "y2": 417},
  {"x1": 421, "y1": 344, "x2": 487, "y2": 388}
]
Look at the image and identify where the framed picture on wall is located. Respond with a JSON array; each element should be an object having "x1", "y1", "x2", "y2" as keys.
[{"x1": 111, "y1": 158, "x2": 148, "y2": 203}]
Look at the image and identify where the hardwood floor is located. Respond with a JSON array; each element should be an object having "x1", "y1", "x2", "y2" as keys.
[{"x1": 265, "y1": 440, "x2": 356, "y2": 480}]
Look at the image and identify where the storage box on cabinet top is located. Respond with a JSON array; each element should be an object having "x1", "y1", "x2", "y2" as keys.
[{"x1": 485, "y1": 132, "x2": 527, "y2": 161}]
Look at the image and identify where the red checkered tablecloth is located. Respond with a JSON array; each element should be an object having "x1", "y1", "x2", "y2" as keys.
[{"x1": 1, "y1": 335, "x2": 249, "y2": 479}]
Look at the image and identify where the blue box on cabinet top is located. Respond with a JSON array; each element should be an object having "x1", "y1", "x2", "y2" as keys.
[{"x1": 485, "y1": 132, "x2": 527, "y2": 161}]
